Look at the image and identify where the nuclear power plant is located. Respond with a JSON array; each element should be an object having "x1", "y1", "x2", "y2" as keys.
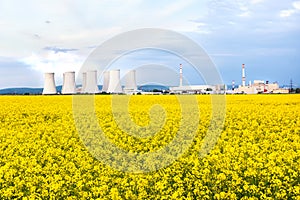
[
  {"x1": 42, "y1": 65, "x2": 225, "y2": 95},
  {"x1": 42, "y1": 63, "x2": 289, "y2": 95},
  {"x1": 42, "y1": 73, "x2": 57, "y2": 94}
]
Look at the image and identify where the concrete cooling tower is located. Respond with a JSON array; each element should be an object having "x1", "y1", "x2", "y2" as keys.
[
  {"x1": 101, "y1": 71, "x2": 110, "y2": 92},
  {"x1": 107, "y1": 69, "x2": 123, "y2": 93},
  {"x1": 84, "y1": 70, "x2": 99, "y2": 93},
  {"x1": 42, "y1": 72, "x2": 57, "y2": 95},
  {"x1": 82, "y1": 72, "x2": 87, "y2": 93},
  {"x1": 124, "y1": 70, "x2": 137, "y2": 94},
  {"x1": 62, "y1": 71, "x2": 76, "y2": 94}
]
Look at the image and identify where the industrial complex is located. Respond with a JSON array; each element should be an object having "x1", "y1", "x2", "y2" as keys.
[
  {"x1": 230, "y1": 64, "x2": 289, "y2": 94},
  {"x1": 42, "y1": 64, "x2": 289, "y2": 95}
]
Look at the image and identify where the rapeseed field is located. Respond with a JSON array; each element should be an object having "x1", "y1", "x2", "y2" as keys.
[{"x1": 0, "y1": 95, "x2": 299, "y2": 199}]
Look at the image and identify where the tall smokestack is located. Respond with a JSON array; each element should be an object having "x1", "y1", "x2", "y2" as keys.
[
  {"x1": 62, "y1": 71, "x2": 76, "y2": 94},
  {"x1": 42, "y1": 72, "x2": 57, "y2": 94},
  {"x1": 179, "y1": 64, "x2": 183, "y2": 87},
  {"x1": 242, "y1": 64, "x2": 246, "y2": 87},
  {"x1": 84, "y1": 70, "x2": 99, "y2": 94}
]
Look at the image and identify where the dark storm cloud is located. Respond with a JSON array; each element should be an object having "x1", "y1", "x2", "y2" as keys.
[{"x1": 0, "y1": 57, "x2": 43, "y2": 89}]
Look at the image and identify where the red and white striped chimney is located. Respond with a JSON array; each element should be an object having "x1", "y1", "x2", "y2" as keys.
[
  {"x1": 242, "y1": 64, "x2": 246, "y2": 87},
  {"x1": 180, "y1": 64, "x2": 183, "y2": 87}
]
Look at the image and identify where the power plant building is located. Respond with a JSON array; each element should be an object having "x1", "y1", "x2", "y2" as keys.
[
  {"x1": 234, "y1": 64, "x2": 289, "y2": 94},
  {"x1": 170, "y1": 85, "x2": 219, "y2": 94},
  {"x1": 42, "y1": 72, "x2": 57, "y2": 95}
]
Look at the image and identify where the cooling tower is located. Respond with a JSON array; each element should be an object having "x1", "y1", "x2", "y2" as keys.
[
  {"x1": 124, "y1": 70, "x2": 137, "y2": 91},
  {"x1": 42, "y1": 72, "x2": 57, "y2": 95},
  {"x1": 62, "y1": 71, "x2": 76, "y2": 94},
  {"x1": 107, "y1": 69, "x2": 123, "y2": 93},
  {"x1": 82, "y1": 72, "x2": 87, "y2": 93},
  {"x1": 102, "y1": 71, "x2": 110, "y2": 92},
  {"x1": 84, "y1": 70, "x2": 99, "y2": 93}
]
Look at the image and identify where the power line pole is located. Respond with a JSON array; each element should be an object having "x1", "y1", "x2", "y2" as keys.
[{"x1": 290, "y1": 79, "x2": 293, "y2": 93}]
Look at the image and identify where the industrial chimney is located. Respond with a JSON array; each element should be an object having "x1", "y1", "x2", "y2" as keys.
[
  {"x1": 179, "y1": 64, "x2": 183, "y2": 87},
  {"x1": 102, "y1": 71, "x2": 110, "y2": 92},
  {"x1": 242, "y1": 64, "x2": 246, "y2": 87},
  {"x1": 124, "y1": 70, "x2": 137, "y2": 92},
  {"x1": 82, "y1": 72, "x2": 87, "y2": 93},
  {"x1": 62, "y1": 71, "x2": 76, "y2": 94},
  {"x1": 84, "y1": 70, "x2": 99, "y2": 94},
  {"x1": 107, "y1": 69, "x2": 123, "y2": 93},
  {"x1": 42, "y1": 72, "x2": 57, "y2": 95}
]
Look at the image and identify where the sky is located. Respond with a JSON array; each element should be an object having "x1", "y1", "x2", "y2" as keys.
[{"x1": 0, "y1": 0, "x2": 299, "y2": 89}]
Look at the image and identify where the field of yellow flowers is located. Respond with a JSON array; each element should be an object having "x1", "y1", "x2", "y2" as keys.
[{"x1": 0, "y1": 94, "x2": 299, "y2": 199}]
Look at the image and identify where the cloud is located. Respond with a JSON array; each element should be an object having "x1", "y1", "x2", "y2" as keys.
[
  {"x1": 44, "y1": 46, "x2": 79, "y2": 53},
  {"x1": 0, "y1": 57, "x2": 43, "y2": 88},
  {"x1": 158, "y1": 0, "x2": 196, "y2": 17},
  {"x1": 33, "y1": 34, "x2": 41, "y2": 39},
  {"x1": 280, "y1": 1, "x2": 300, "y2": 17},
  {"x1": 22, "y1": 51, "x2": 85, "y2": 85},
  {"x1": 293, "y1": 1, "x2": 300, "y2": 9},
  {"x1": 238, "y1": 11, "x2": 251, "y2": 17},
  {"x1": 209, "y1": 53, "x2": 238, "y2": 57},
  {"x1": 250, "y1": 0, "x2": 265, "y2": 4},
  {"x1": 280, "y1": 9, "x2": 296, "y2": 17}
]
